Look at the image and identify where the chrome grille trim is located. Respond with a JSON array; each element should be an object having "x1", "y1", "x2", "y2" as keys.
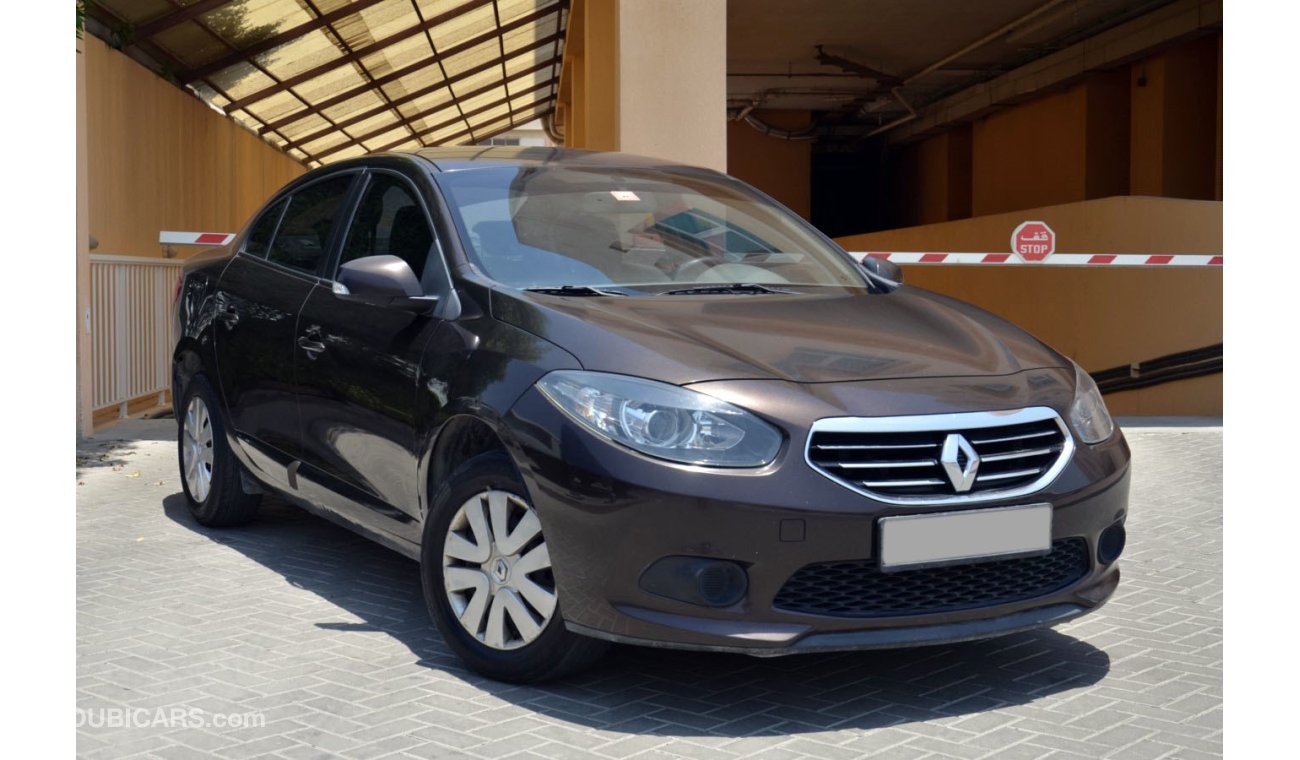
[
  {"x1": 976, "y1": 467, "x2": 1042, "y2": 482},
  {"x1": 968, "y1": 429, "x2": 1057, "y2": 445},
  {"x1": 836, "y1": 459, "x2": 938, "y2": 469},
  {"x1": 805, "y1": 407, "x2": 1075, "y2": 506},
  {"x1": 863, "y1": 478, "x2": 947, "y2": 488},
  {"x1": 980, "y1": 447, "x2": 1056, "y2": 462},
  {"x1": 813, "y1": 442, "x2": 938, "y2": 450}
]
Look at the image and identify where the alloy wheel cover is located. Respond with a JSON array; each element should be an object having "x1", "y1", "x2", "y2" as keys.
[
  {"x1": 441, "y1": 490, "x2": 556, "y2": 650},
  {"x1": 182, "y1": 397, "x2": 215, "y2": 502}
]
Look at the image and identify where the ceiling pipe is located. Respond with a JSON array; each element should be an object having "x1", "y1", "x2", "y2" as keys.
[
  {"x1": 741, "y1": 111, "x2": 818, "y2": 141},
  {"x1": 731, "y1": 0, "x2": 1107, "y2": 142},
  {"x1": 541, "y1": 111, "x2": 565, "y2": 145},
  {"x1": 863, "y1": 88, "x2": 917, "y2": 139},
  {"x1": 902, "y1": 0, "x2": 1072, "y2": 85},
  {"x1": 886, "y1": 0, "x2": 1216, "y2": 143},
  {"x1": 726, "y1": 93, "x2": 819, "y2": 140},
  {"x1": 1005, "y1": 0, "x2": 1092, "y2": 44},
  {"x1": 733, "y1": 102, "x2": 759, "y2": 122}
]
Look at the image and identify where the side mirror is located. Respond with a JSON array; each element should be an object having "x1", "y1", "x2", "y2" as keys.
[
  {"x1": 336, "y1": 255, "x2": 437, "y2": 312},
  {"x1": 861, "y1": 256, "x2": 903, "y2": 292}
]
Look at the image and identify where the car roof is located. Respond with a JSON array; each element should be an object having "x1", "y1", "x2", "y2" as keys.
[
  {"x1": 277, "y1": 147, "x2": 718, "y2": 196},
  {"x1": 399, "y1": 146, "x2": 707, "y2": 174}
]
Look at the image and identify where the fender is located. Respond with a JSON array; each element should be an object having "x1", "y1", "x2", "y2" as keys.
[{"x1": 413, "y1": 294, "x2": 582, "y2": 526}]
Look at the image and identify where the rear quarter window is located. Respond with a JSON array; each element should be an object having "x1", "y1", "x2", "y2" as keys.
[
  {"x1": 243, "y1": 198, "x2": 288, "y2": 258},
  {"x1": 266, "y1": 174, "x2": 354, "y2": 275}
]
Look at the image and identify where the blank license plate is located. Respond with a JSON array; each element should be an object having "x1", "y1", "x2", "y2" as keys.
[{"x1": 878, "y1": 504, "x2": 1052, "y2": 572}]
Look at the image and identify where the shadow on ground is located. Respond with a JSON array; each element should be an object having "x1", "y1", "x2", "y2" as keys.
[
  {"x1": 163, "y1": 493, "x2": 1110, "y2": 736},
  {"x1": 77, "y1": 439, "x2": 171, "y2": 477}
]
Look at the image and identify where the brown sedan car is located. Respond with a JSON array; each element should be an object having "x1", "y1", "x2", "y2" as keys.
[{"x1": 173, "y1": 148, "x2": 1128, "y2": 682}]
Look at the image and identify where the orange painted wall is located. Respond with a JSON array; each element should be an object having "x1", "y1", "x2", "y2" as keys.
[
  {"x1": 727, "y1": 110, "x2": 813, "y2": 219},
  {"x1": 1162, "y1": 35, "x2": 1220, "y2": 199},
  {"x1": 1085, "y1": 67, "x2": 1131, "y2": 200},
  {"x1": 84, "y1": 35, "x2": 305, "y2": 257},
  {"x1": 890, "y1": 126, "x2": 972, "y2": 227},
  {"x1": 898, "y1": 133, "x2": 953, "y2": 225},
  {"x1": 835, "y1": 197, "x2": 1222, "y2": 416},
  {"x1": 971, "y1": 85, "x2": 1091, "y2": 216},
  {"x1": 886, "y1": 33, "x2": 1219, "y2": 226},
  {"x1": 1129, "y1": 53, "x2": 1167, "y2": 196},
  {"x1": 858, "y1": 34, "x2": 1222, "y2": 416}
]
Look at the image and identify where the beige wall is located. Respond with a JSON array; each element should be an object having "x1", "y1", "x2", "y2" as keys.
[
  {"x1": 618, "y1": 0, "x2": 726, "y2": 170},
  {"x1": 727, "y1": 110, "x2": 812, "y2": 219},
  {"x1": 557, "y1": 0, "x2": 727, "y2": 171},
  {"x1": 84, "y1": 35, "x2": 305, "y2": 258},
  {"x1": 836, "y1": 197, "x2": 1222, "y2": 416}
]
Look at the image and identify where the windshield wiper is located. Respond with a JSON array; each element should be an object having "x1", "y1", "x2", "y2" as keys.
[
  {"x1": 662, "y1": 283, "x2": 793, "y2": 296},
  {"x1": 524, "y1": 285, "x2": 629, "y2": 297}
]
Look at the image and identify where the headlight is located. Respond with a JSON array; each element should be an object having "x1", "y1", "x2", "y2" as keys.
[
  {"x1": 536, "y1": 371, "x2": 783, "y2": 467},
  {"x1": 1070, "y1": 362, "x2": 1115, "y2": 444}
]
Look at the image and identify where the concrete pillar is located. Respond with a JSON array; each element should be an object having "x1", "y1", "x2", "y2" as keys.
[
  {"x1": 582, "y1": 0, "x2": 618, "y2": 152},
  {"x1": 77, "y1": 35, "x2": 93, "y2": 437},
  {"x1": 557, "y1": 0, "x2": 727, "y2": 171},
  {"x1": 615, "y1": 0, "x2": 726, "y2": 171}
]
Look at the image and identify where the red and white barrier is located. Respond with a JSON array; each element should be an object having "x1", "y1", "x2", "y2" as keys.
[
  {"x1": 159, "y1": 231, "x2": 236, "y2": 246},
  {"x1": 852, "y1": 252, "x2": 1222, "y2": 267}
]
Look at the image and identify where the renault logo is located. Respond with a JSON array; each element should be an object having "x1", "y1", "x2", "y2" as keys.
[{"x1": 940, "y1": 433, "x2": 980, "y2": 492}]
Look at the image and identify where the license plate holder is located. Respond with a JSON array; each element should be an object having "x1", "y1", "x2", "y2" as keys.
[{"x1": 878, "y1": 503, "x2": 1053, "y2": 572}]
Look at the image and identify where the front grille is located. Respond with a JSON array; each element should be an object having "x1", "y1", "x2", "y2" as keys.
[
  {"x1": 773, "y1": 538, "x2": 1090, "y2": 618},
  {"x1": 807, "y1": 408, "x2": 1072, "y2": 504}
]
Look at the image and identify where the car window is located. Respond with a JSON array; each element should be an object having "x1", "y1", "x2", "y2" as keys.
[
  {"x1": 339, "y1": 173, "x2": 434, "y2": 278},
  {"x1": 266, "y1": 175, "x2": 354, "y2": 275},
  {"x1": 243, "y1": 198, "x2": 288, "y2": 258},
  {"x1": 435, "y1": 166, "x2": 866, "y2": 290}
]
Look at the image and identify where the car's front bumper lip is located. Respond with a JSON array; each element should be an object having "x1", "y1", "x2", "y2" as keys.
[
  {"x1": 504, "y1": 383, "x2": 1130, "y2": 656},
  {"x1": 566, "y1": 568, "x2": 1119, "y2": 656}
]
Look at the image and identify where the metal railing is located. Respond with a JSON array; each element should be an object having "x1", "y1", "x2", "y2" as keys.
[{"x1": 89, "y1": 254, "x2": 184, "y2": 418}]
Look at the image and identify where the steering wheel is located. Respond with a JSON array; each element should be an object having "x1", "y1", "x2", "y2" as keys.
[{"x1": 673, "y1": 258, "x2": 719, "y2": 282}]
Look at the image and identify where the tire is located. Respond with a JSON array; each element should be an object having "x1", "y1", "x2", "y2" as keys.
[
  {"x1": 177, "y1": 374, "x2": 261, "y2": 527},
  {"x1": 421, "y1": 451, "x2": 607, "y2": 683}
]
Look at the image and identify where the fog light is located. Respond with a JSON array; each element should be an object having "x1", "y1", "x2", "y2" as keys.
[
  {"x1": 1098, "y1": 523, "x2": 1126, "y2": 565},
  {"x1": 639, "y1": 556, "x2": 748, "y2": 608}
]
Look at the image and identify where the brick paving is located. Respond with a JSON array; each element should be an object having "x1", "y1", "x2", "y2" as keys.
[{"x1": 77, "y1": 421, "x2": 1221, "y2": 759}]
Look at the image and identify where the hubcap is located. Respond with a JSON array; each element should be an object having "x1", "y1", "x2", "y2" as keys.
[
  {"x1": 181, "y1": 396, "x2": 215, "y2": 502},
  {"x1": 442, "y1": 490, "x2": 556, "y2": 651}
]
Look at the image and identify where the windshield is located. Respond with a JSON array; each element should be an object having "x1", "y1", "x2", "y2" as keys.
[{"x1": 435, "y1": 165, "x2": 866, "y2": 291}]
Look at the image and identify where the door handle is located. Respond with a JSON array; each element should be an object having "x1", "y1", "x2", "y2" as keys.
[
  {"x1": 298, "y1": 329, "x2": 326, "y2": 358},
  {"x1": 215, "y1": 304, "x2": 240, "y2": 328}
]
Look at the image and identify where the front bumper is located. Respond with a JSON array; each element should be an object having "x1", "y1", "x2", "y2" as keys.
[{"x1": 503, "y1": 378, "x2": 1130, "y2": 656}]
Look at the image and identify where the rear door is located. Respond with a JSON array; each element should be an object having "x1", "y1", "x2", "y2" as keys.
[
  {"x1": 211, "y1": 172, "x2": 359, "y2": 487},
  {"x1": 292, "y1": 168, "x2": 451, "y2": 543}
]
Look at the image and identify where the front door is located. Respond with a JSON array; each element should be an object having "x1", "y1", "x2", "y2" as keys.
[
  {"x1": 292, "y1": 170, "x2": 449, "y2": 544},
  {"x1": 211, "y1": 172, "x2": 358, "y2": 487}
]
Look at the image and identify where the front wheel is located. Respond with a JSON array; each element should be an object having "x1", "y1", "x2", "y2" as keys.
[
  {"x1": 178, "y1": 374, "x2": 260, "y2": 527},
  {"x1": 421, "y1": 451, "x2": 606, "y2": 682}
]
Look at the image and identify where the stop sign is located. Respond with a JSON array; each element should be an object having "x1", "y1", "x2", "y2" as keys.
[{"x1": 1011, "y1": 221, "x2": 1056, "y2": 262}]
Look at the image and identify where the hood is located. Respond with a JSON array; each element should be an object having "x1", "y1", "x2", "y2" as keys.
[{"x1": 490, "y1": 286, "x2": 1067, "y2": 385}]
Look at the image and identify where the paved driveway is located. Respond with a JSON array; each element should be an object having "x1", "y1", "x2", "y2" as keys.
[{"x1": 77, "y1": 421, "x2": 1221, "y2": 759}]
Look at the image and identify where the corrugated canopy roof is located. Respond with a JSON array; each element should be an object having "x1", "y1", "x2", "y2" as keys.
[{"x1": 89, "y1": 0, "x2": 568, "y2": 167}]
